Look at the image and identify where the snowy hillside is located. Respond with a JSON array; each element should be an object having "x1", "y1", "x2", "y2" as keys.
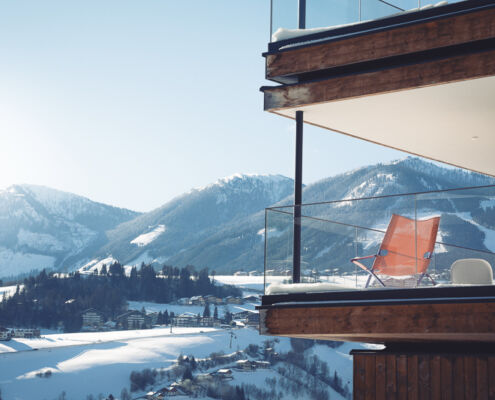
[
  {"x1": 93, "y1": 174, "x2": 294, "y2": 270},
  {"x1": 0, "y1": 185, "x2": 140, "y2": 278}
]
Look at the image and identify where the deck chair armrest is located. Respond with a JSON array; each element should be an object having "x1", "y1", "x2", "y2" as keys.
[
  {"x1": 350, "y1": 255, "x2": 376, "y2": 272},
  {"x1": 350, "y1": 254, "x2": 377, "y2": 263}
]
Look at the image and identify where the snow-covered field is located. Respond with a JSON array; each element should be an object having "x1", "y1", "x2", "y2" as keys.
[
  {"x1": 0, "y1": 327, "x2": 359, "y2": 400},
  {"x1": 0, "y1": 328, "x2": 238, "y2": 399},
  {"x1": 0, "y1": 276, "x2": 359, "y2": 400}
]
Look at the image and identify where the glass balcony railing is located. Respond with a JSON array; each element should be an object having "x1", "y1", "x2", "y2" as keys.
[
  {"x1": 263, "y1": 185, "x2": 495, "y2": 294},
  {"x1": 269, "y1": 0, "x2": 466, "y2": 43}
]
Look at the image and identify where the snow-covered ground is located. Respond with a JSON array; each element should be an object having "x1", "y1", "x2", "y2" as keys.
[
  {"x1": 0, "y1": 326, "x2": 358, "y2": 400},
  {"x1": 0, "y1": 284, "x2": 23, "y2": 301},
  {"x1": 130, "y1": 225, "x2": 166, "y2": 247}
]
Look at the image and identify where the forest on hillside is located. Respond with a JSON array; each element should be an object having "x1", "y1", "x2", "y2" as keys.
[{"x1": 0, "y1": 263, "x2": 241, "y2": 332}]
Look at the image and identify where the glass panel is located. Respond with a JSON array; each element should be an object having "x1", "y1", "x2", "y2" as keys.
[
  {"x1": 264, "y1": 208, "x2": 294, "y2": 292},
  {"x1": 264, "y1": 185, "x2": 495, "y2": 295},
  {"x1": 271, "y1": 0, "x2": 299, "y2": 38},
  {"x1": 306, "y1": 0, "x2": 359, "y2": 29},
  {"x1": 269, "y1": 0, "x2": 469, "y2": 42}
]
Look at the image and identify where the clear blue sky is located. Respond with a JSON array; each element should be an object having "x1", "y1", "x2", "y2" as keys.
[{"x1": 0, "y1": 0, "x2": 404, "y2": 212}]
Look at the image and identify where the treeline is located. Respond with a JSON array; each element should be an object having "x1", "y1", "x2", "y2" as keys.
[{"x1": 0, "y1": 263, "x2": 240, "y2": 331}]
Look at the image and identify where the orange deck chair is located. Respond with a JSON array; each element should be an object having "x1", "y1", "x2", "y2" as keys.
[{"x1": 351, "y1": 214, "x2": 440, "y2": 288}]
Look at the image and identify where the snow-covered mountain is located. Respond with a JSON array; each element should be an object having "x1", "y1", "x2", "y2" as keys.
[
  {"x1": 92, "y1": 173, "x2": 295, "y2": 270},
  {"x1": 90, "y1": 158, "x2": 495, "y2": 275},
  {"x1": 0, "y1": 185, "x2": 139, "y2": 278},
  {"x1": 2, "y1": 158, "x2": 495, "y2": 278}
]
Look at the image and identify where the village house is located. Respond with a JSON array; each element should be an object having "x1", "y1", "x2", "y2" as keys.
[
  {"x1": 0, "y1": 327, "x2": 11, "y2": 341},
  {"x1": 189, "y1": 295, "x2": 205, "y2": 306},
  {"x1": 213, "y1": 368, "x2": 233, "y2": 380},
  {"x1": 254, "y1": 360, "x2": 270, "y2": 369},
  {"x1": 235, "y1": 359, "x2": 254, "y2": 371},
  {"x1": 246, "y1": 312, "x2": 260, "y2": 327},
  {"x1": 81, "y1": 308, "x2": 105, "y2": 329},
  {"x1": 10, "y1": 328, "x2": 41, "y2": 338},
  {"x1": 225, "y1": 296, "x2": 243, "y2": 305},
  {"x1": 115, "y1": 310, "x2": 151, "y2": 330},
  {"x1": 173, "y1": 313, "x2": 214, "y2": 327}
]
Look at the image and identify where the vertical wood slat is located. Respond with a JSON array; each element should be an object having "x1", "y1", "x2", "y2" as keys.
[
  {"x1": 477, "y1": 356, "x2": 488, "y2": 400},
  {"x1": 386, "y1": 355, "x2": 397, "y2": 400},
  {"x1": 464, "y1": 356, "x2": 477, "y2": 400},
  {"x1": 354, "y1": 352, "x2": 495, "y2": 400},
  {"x1": 407, "y1": 355, "x2": 419, "y2": 400},
  {"x1": 441, "y1": 356, "x2": 453, "y2": 400},
  {"x1": 365, "y1": 354, "x2": 376, "y2": 400},
  {"x1": 419, "y1": 355, "x2": 431, "y2": 400},
  {"x1": 397, "y1": 355, "x2": 408, "y2": 400},
  {"x1": 453, "y1": 356, "x2": 464, "y2": 400},
  {"x1": 355, "y1": 354, "x2": 367, "y2": 400},
  {"x1": 431, "y1": 356, "x2": 442, "y2": 400},
  {"x1": 376, "y1": 355, "x2": 387, "y2": 400},
  {"x1": 488, "y1": 357, "x2": 495, "y2": 400}
]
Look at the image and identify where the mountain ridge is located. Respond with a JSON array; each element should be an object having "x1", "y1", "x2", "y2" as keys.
[{"x1": 1, "y1": 158, "x2": 494, "y2": 278}]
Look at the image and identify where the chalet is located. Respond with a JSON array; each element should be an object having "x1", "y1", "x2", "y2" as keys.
[
  {"x1": 225, "y1": 296, "x2": 243, "y2": 305},
  {"x1": 213, "y1": 368, "x2": 233, "y2": 379},
  {"x1": 204, "y1": 295, "x2": 223, "y2": 305},
  {"x1": 243, "y1": 294, "x2": 260, "y2": 302},
  {"x1": 235, "y1": 359, "x2": 254, "y2": 371},
  {"x1": 81, "y1": 308, "x2": 105, "y2": 329},
  {"x1": 246, "y1": 312, "x2": 259, "y2": 327},
  {"x1": 190, "y1": 295, "x2": 205, "y2": 306},
  {"x1": 258, "y1": 1, "x2": 495, "y2": 398},
  {"x1": 10, "y1": 328, "x2": 40, "y2": 338},
  {"x1": 115, "y1": 310, "x2": 151, "y2": 330},
  {"x1": 254, "y1": 360, "x2": 270, "y2": 369},
  {"x1": 173, "y1": 313, "x2": 214, "y2": 327},
  {"x1": 0, "y1": 327, "x2": 11, "y2": 341}
]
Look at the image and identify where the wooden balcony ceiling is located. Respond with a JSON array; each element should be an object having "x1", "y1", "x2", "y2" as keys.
[{"x1": 263, "y1": 2, "x2": 495, "y2": 176}]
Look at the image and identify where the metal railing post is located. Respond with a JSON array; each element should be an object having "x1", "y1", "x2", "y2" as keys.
[{"x1": 293, "y1": 111, "x2": 304, "y2": 283}]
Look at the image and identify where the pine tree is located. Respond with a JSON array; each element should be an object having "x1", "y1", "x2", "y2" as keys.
[
  {"x1": 100, "y1": 264, "x2": 107, "y2": 276},
  {"x1": 203, "y1": 303, "x2": 211, "y2": 318},
  {"x1": 213, "y1": 306, "x2": 218, "y2": 320}
]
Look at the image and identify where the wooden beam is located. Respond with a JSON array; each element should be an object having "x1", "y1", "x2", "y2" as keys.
[
  {"x1": 259, "y1": 301, "x2": 495, "y2": 344},
  {"x1": 266, "y1": 8, "x2": 495, "y2": 79},
  {"x1": 264, "y1": 49, "x2": 495, "y2": 111}
]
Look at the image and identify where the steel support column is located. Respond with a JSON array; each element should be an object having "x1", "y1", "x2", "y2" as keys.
[
  {"x1": 298, "y1": 0, "x2": 306, "y2": 29},
  {"x1": 293, "y1": 111, "x2": 303, "y2": 283}
]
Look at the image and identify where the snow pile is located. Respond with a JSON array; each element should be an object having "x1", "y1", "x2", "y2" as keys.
[{"x1": 131, "y1": 225, "x2": 166, "y2": 247}]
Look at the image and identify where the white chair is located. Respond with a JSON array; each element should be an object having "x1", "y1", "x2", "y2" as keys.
[{"x1": 451, "y1": 259, "x2": 493, "y2": 285}]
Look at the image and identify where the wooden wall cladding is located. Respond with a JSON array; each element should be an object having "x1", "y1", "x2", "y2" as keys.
[
  {"x1": 353, "y1": 351, "x2": 495, "y2": 400},
  {"x1": 260, "y1": 301, "x2": 495, "y2": 344},
  {"x1": 266, "y1": 8, "x2": 495, "y2": 79},
  {"x1": 263, "y1": 49, "x2": 495, "y2": 111}
]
